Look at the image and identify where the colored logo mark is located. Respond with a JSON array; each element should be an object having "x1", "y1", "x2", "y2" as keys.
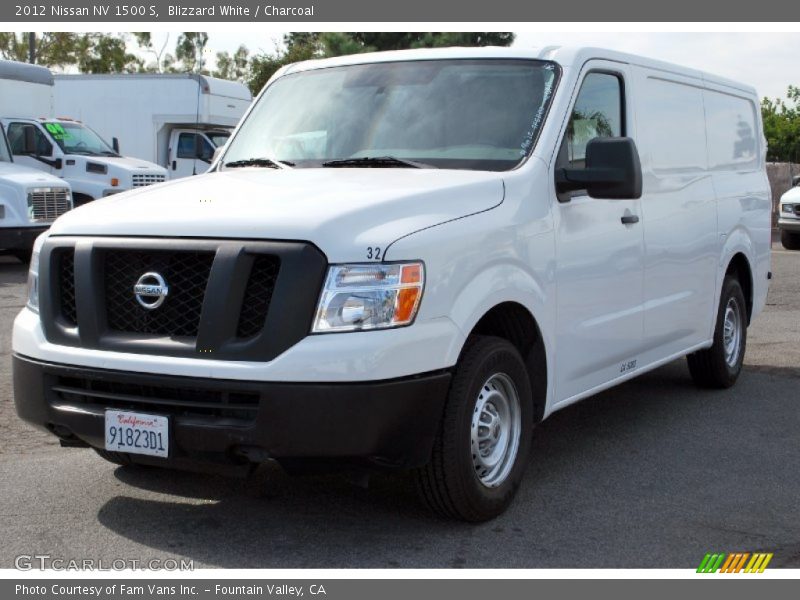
[{"x1": 697, "y1": 552, "x2": 773, "y2": 573}]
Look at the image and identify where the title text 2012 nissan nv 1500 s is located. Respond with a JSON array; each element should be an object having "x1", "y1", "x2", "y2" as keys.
[{"x1": 13, "y1": 47, "x2": 771, "y2": 521}]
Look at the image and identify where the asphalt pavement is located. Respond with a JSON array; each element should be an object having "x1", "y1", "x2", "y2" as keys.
[{"x1": 0, "y1": 244, "x2": 797, "y2": 569}]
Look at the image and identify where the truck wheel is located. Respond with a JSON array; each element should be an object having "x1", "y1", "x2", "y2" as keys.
[
  {"x1": 687, "y1": 276, "x2": 747, "y2": 389},
  {"x1": 781, "y1": 229, "x2": 800, "y2": 250},
  {"x1": 415, "y1": 336, "x2": 533, "y2": 522},
  {"x1": 11, "y1": 249, "x2": 32, "y2": 264}
]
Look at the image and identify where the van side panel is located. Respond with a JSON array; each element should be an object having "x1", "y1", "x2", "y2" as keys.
[
  {"x1": 632, "y1": 68, "x2": 720, "y2": 362},
  {"x1": 702, "y1": 82, "x2": 772, "y2": 324}
]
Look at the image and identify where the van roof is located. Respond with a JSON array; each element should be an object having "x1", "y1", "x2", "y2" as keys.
[
  {"x1": 53, "y1": 72, "x2": 252, "y2": 101},
  {"x1": 0, "y1": 60, "x2": 54, "y2": 86},
  {"x1": 282, "y1": 46, "x2": 757, "y2": 96}
]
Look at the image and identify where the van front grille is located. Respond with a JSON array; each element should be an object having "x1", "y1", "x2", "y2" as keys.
[
  {"x1": 52, "y1": 375, "x2": 259, "y2": 422},
  {"x1": 103, "y1": 250, "x2": 214, "y2": 338},
  {"x1": 27, "y1": 187, "x2": 72, "y2": 222}
]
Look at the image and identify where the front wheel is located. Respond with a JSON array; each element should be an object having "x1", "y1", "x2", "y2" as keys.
[
  {"x1": 415, "y1": 336, "x2": 533, "y2": 521},
  {"x1": 687, "y1": 276, "x2": 747, "y2": 388}
]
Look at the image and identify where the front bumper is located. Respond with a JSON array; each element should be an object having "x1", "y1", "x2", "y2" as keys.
[
  {"x1": 778, "y1": 218, "x2": 800, "y2": 233},
  {"x1": 0, "y1": 226, "x2": 48, "y2": 250},
  {"x1": 13, "y1": 354, "x2": 451, "y2": 471}
]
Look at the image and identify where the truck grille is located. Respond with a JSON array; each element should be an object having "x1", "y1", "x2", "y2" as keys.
[
  {"x1": 41, "y1": 238, "x2": 326, "y2": 362},
  {"x1": 104, "y1": 250, "x2": 214, "y2": 337},
  {"x1": 132, "y1": 173, "x2": 166, "y2": 187},
  {"x1": 795, "y1": 205, "x2": 800, "y2": 216},
  {"x1": 52, "y1": 375, "x2": 259, "y2": 422},
  {"x1": 27, "y1": 187, "x2": 72, "y2": 222}
]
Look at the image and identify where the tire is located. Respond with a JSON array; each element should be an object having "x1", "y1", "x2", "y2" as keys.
[
  {"x1": 93, "y1": 447, "x2": 138, "y2": 467},
  {"x1": 415, "y1": 335, "x2": 533, "y2": 522},
  {"x1": 687, "y1": 276, "x2": 747, "y2": 389},
  {"x1": 781, "y1": 229, "x2": 800, "y2": 250},
  {"x1": 11, "y1": 249, "x2": 32, "y2": 264}
]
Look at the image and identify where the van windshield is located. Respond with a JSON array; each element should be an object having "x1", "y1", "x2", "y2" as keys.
[
  {"x1": 222, "y1": 59, "x2": 559, "y2": 171},
  {"x1": 43, "y1": 121, "x2": 118, "y2": 156}
]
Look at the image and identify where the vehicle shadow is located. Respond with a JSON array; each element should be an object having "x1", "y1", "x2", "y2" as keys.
[{"x1": 95, "y1": 360, "x2": 800, "y2": 568}]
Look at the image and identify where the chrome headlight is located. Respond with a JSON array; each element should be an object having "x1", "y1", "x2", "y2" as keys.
[
  {"x1": 312, "y1": 262, "x2": 424, "y2": 333},
  {"x1": 26, "y1": 233, "x2": 47, "y2": 313},
  {"x1": 783, "y1": 204, "x2": 794, "y2": 213}
]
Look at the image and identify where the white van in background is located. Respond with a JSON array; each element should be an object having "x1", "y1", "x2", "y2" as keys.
[
  {"x1": 54, "y1": 73, "x2": 252, "y2": 179},
  {"x1": 0, "y1": 62, "x2": 72, "y2": 261},
  {"x1": 0, "y1": 60, "x2": 167, "y2": 205},
  {"x1": 14, "y1": 47, "x2": 771, "y2": 521}
]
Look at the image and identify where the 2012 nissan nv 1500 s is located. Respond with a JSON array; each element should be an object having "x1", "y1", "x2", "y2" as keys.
[{"x1": 13, "y1": 47, "x2": 771, "y2": 521}]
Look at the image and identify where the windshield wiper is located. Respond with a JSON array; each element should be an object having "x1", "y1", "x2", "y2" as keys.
[
  {"x1": 322, "y1": 156, "x2": 436, "y2": 169},
  {"x1": 224, "y1": 157, "x2": 294, "y2": 170}
]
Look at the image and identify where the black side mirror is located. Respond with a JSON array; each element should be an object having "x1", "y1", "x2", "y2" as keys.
[
  {"x1": 22, "y1": 126, "x2": 37, "y2": 155},
  {"x1": 112, "y1": 137, "x2": 120, "y2": 154},
  {"x1": 556, "y1": 137, "x2": 643, "y2": 200},
  {"x1": 792, "y1": 175, "x2": 800, "y2": 188}
]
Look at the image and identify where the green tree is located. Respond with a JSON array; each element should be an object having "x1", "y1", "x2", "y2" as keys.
[
  {"x1": 174, "y1": 32, "x2": 209, "y2": 73},
  {"x1": 213, "y1": 45, "x2": 250, "y2": 82},
  {"x1": 762, "y1": 86, "x2": 800, "y2": 163},
  {"x1": 0, "y1": 32, "x2": 139, "y2": 72}
]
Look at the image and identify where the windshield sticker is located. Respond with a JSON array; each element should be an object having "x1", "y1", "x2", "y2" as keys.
[
  {"x1": 520, "y1": 63, "x2": 556, "y2": 156},
  {"x1": 45, "y1": 122, "x2": 72, "y2": 140}
]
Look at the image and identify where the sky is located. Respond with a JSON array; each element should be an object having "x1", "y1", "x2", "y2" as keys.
[{"x1": 138, "y1": 31, "x2": 799, "y2": 101}]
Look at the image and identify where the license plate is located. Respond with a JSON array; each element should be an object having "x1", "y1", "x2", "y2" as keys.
[{"x1": 105, "y1": 410, "x2": 169, "y2": 458}]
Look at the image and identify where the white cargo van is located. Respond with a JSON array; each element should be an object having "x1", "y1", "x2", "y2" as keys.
[
  {"x1": 13, "y1": 48, "x2": 771, "y2": 521},
  {"x1": 54, "y1": 73, "x2": 252, "y2": 179},
  {"x1": 0, "y1": 62, "x2": 73, "y2": 261},
  {"x1": 0, "y1": 60, "x2": 167, "y2": 205}
]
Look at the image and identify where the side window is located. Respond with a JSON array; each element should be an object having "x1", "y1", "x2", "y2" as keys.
[
  {"x1": 7, "y1": 123, "x2": 53, "y2": 156},
  {"x1": 177, "y1": 133, "x2": 197, "y2": 159},
  {"x1": 561, "y1": 72, "x2": 624, "y2": 168}
]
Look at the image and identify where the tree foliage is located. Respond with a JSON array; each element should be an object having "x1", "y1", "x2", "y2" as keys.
[
  {"x1": 0, "y1": 32, "x2": 140, "y2": 72},
  {"x1": 762, "y1": 86, "x2": 800, "y2": 163}
]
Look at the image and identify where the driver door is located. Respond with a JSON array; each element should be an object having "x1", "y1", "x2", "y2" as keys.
[
  {"x1": 6, "y1": 122, "x2": 56, "y2": 174},
  {"x1": 169, "y1": 131, "x2": 213, "y2": 179}
]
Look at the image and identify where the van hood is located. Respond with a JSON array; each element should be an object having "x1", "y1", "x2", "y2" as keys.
[
  {"x1": 49, "y1": 168, "x2": 505, "y2": 261},
  {"x1": 0, "y1": 161, "x2": 69, "y2": 188}
]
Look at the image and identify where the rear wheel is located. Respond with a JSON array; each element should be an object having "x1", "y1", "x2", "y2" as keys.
[
  {"x1": 781, "y1": 229, "x2": 800, "y2": 250},
  {"x1": 687, "y1": 276, "x2": 747, "y2": 388},
  {"x1": 415, "y1": 336, "x2": 533, "y2": 522}
]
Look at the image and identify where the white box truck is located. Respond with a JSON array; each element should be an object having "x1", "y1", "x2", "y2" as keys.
[
  {"x1": 14, "y1": 47, "x2": 771, "y2": 521},
  {"x1": 0, "y1": 61, "x2": 72, "y2": 261},
  {"x1": 0, "y1": 60, "x2": 167, "y2": 206},
  {"x1": 54, "y1": 73, "x2": 252, "y2": 179}
]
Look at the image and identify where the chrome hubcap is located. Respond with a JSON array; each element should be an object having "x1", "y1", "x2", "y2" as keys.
[
  {"x1": 723, "y1": 297, "x2": 742, "y2": 367},
  {"x1": 470, "y1": 373, "x2": 521, "y2": 488}
]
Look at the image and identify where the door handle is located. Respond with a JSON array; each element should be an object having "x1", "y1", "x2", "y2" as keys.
[
  {"x1": 172, "y1": 160, "x2": 176, "y2": 170},
  {"x1": 621, "y1": 214, "x2": 640, "y2": 225}
]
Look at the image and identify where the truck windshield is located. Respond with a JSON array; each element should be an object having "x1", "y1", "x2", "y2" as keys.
[
  {"x1": 43, "y1": 121, "x2": 118, "y2": 156},
  {"x1": 0, "y1": 126, "x2": 11, "y2": 163},
  {"x1": 206, "y1": 131, "x2": 231, "y2": 148},
  {"x1": 222, "y1": 59, "x2": 559, "y2": 171}
]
